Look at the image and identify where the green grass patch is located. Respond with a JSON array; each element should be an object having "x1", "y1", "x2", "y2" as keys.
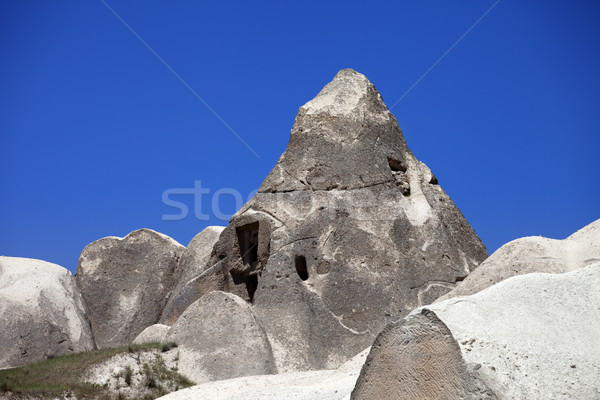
[{"x1": 0, "y1": 342, "x2": 192, "y2": 399}]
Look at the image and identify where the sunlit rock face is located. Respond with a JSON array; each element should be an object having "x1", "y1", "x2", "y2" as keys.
[
  {"x1": 352, "y1": 263, "x2": 600, "y2": 400},
  {"x1": 0, "y1": 256, "x2": 95, "y2": 368},
  {"x1": 76, "y1": 228, "x2": 185, "y2": 349},
  {"x1": 203, "y1": 69, "x2": 488, "y2": 371},
  {"x1": 436, "y1": 218, "x2": 600, "y2": 303}
]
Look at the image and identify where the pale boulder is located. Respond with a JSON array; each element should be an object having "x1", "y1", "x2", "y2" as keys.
[
  {"x1": 132, "y1": 324, "x2": 170, "y2": 345},
  {"x1": 0, "y1": 256, "x2": 95, "y2": 368},
  {"x1": 436, "y1": 218, "x2": 600, "y2": 302},
  {"x1": 166, "y1": 291, "x2": 277, "y2": 384}
]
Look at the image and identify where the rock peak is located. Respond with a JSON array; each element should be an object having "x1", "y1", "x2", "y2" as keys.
[
  {"x1": 258, "y1": 70, "x2": 412, "y2": 193},
  {"x1": 197, "y1": 70, "x2": 489, "y2": 372},
  {"x1": 300, "y1": 69, "x2": 389, "y2": 119}
]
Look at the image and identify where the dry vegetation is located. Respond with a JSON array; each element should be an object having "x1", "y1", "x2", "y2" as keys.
[{"x1": 0, "y1": 342, "x2": 193, "y2": 399}]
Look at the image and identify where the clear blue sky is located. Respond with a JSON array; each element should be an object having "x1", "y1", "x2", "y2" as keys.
[{"x1": 1, "y1": 1, "x2": 599, "y2": 273}]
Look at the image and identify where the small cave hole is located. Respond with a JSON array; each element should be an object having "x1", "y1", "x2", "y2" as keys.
[
  {"x1": 387, "y1": 157, "x2": 407, "y2": 173},
  {"x1": 295, "y1": 255, "x2": 309, "y2": 281},
  {"x1": 388, "y1": 157, "x2": 410, "y2": 196}
]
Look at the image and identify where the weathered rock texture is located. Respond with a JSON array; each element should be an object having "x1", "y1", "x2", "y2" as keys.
[
  {"x1": 166, "y1": 291, "x2": 277, "y2": 384},
  {"x1": 156, "y1": 348, "x2": 370, "y2": 400},
  {"x1": 132, "y1": 324, "x2": 170, "y2": 345},
  {"x1": 203, "y1": 69, "x2": 488, "y2": 371},
  {"x1": 353, "y1": 263, "x2": 600, "y2": 400},
  {"x1": 0, "y1": 256, "x2": 95, "y2": 368},
  {"x1": 159, "y1": 226, "x2": 224, "y2": 325},
  {"x1": 76, "y1": 229, "x2": 185, "y2": 349},
  {"x1": 351, "y1": 309, "x2": 497, "y2": 400},
  {"x1": 436, "y1": 218, "x2": 600, "y2": 302}
]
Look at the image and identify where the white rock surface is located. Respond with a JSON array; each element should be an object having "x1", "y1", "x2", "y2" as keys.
[
  {"x1": 300, "y1": 69, "x2": 388, "y2": 121},
  {"x1": 355, "y1": 263, "x2": 600, "y2": 399},
  {"x1": 436, "y1": 218, "x2": 600, "y2": 302},
  {"x1": 0, "y1": 256, "x2": 95, "y2": 368},
  {"x1": 132, "y1": 324, "x2": 170, "y2": 345},
  {"x1": 156, "y1": 348, "x2": 369, "y2": 400},
  {"x1": 425, "y1": 263, "x2": 600, "y2": 399}
]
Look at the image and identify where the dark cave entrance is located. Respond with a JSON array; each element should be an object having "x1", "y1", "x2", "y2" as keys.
[
  {"x1": 232, "y1": 222, "x2": 261, "y2": 302},
  {"x1": 295, "y1": 255, "x2": 308, "y2": 281},
  {"x1": 229, "y1": 269, "x2": 258, "y2": 303},
  {"x1": 237, "y1": 222, "x2": 260, "y2": 269},
  {"x1": 387, "y1": 157, "x2": 407, "y2": 173}
]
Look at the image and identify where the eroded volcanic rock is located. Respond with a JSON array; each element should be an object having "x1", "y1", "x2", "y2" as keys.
[
  {"x1": 160, "y1": 226, "x2": 224, "y2": 325},
  {"x1": 0, "y1": 256, "x2": 95, "y2": 368},
  {"x1": 75, "y1": 229, "x2": 185, "y2": 349},
  {"x1": 436, "y1": 218, "x2": 600, "y2": 302},
  {"x1": 166, "y1": 291, "x2": 276, "y2": 384},
  {"x1": 353, "y1": 263, "x2": 600, "y2": 400},
  {"x1": 203, "y1": 69, "x2": 488, "y2": 371},
  {"x1": 351, "y1": 309, "x2": 497, "y2": 400}
]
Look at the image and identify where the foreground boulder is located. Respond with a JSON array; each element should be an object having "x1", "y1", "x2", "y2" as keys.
[
  {"x1": 351, "y1": 309, "x2": 497, "y2": 400},
  {"x1": 204, "y1": 69, "x2": 488, "y2": 371},
  {"x1": 352, "y1": 263, "x2": 600, "y2": 399},
  {"x1": 132, "y1": 324, "x2": 170, "y2": 345},
  {"x1": 436, "y1": 218, "x2": 600, "y2": 302},
  {"x1": 166, "y1": 291, "x2": 276, "y2": 384},
  {"x1": 156, "y1": 348, "x2": 370, "y2": 400},
  {"x1": 76, "y1": 229, "x2": 185, "y2": 349},
  {"x1": 0, "y1": 256, "x2": 95, "y2": 368},
  {"x1": 159, "y1": 226, "x2": 224, "y2": 325}
]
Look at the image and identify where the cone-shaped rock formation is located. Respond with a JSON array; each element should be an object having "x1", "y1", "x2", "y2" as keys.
[{"x1": 201, "y1": 69, "x2": 488, "y2": 371}]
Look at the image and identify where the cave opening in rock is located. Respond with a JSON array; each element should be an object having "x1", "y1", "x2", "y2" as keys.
[
  {"x1": 229, "y1": 269, "x2": 259, "y2": 303},
  {"x1": 388, "y1": 157, "x2": 410, "y2": 196},
  {"x1": 295, "y1": 255, "x2": 308, "y2": 281},
  {"x1": 231, "y1": 221, "x2": 261, "y2": 303},
  {"x1": 236, "y1": 222, "x2": 260, "y2": 269},
  {"x1": 387, "y1": 157, "x2": 407, "y2": 173}
]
